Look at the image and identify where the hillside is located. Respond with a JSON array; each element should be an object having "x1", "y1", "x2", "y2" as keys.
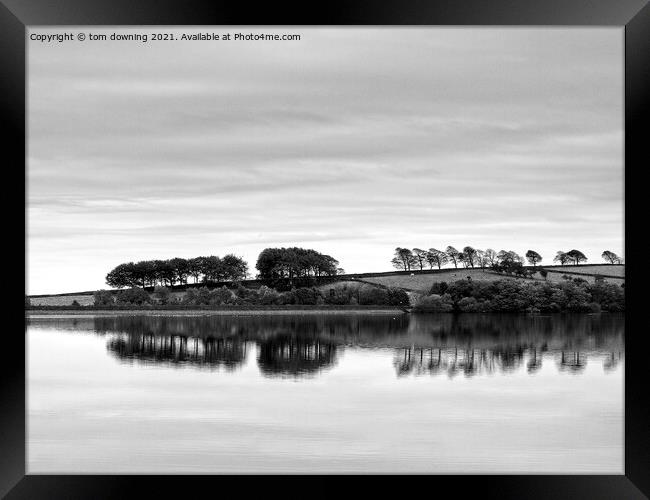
[
  {"x1": 28, "y1": 264, "x2": 624, "y2": 306},
  {"x1": 357, "y1": 265, "x2": 624, "y2": 293}
]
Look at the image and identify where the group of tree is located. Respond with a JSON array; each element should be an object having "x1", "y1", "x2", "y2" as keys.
[
  {"x1": 105, "y1": 254, "x2": 248, "y2": 289},
  {"x1": 392, "y1": 247, "x2": 624, "y2": 271},
  {"x1": 553, "y1": 250, "x2": 586, "y2": 266},
  {"x1": 392, "y1": 247, "x2": 535, "y2": 271},
  {"x1": 552, "y1": 249, "x2": 621, "y2": 266},
  {"x1": 94, "y1": 282, "x2": 409, "y2": 308},
  {"x1": 413, "y1": 278, "x2": 624, "y2": 313},
  {"x1": 490, "y1": 251, "x2": 529, "y2": 276},
  {"x1": 255, "y1": 247, "x2": 341, "y2": 288}
]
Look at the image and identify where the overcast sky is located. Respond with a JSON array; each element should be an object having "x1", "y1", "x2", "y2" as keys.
[{"x1": 27, "y1": 28, "x2": 623, "y2": 294}]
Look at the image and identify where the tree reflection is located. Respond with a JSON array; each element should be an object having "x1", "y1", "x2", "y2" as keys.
[
  {"x1": 527, "y1": 348, "x2": 543, "y2": 373},
  {"x1": 557, "y1": 351, "x2": 587, "y2": 373},
  {"x1": 603, "y1": 351, "x2": 622, "y2": 372},
  {"x1": 29, "y1": 312, "x2": 626, "y2": 378},
  {"x1": 107, "y1": 333, "x2": 246, "y2": 370},
  {"x1": 257, "y1": 334, "x2": 338, "y2": 378},
  {"x1": 390, "y1": 343, "x2": 619, "y2": 378}
]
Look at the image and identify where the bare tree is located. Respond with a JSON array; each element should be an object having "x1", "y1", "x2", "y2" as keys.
[
  {"x1": 474, "y1": 249, "x2": 486, "y2": 268},
  {"x1": 484, "y1": 249, "x2": 498, "y2": 266}
]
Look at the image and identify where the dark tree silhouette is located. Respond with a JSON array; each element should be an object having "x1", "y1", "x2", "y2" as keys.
[
  {"x1": 256, "y1": 247, "x2": 338, "y2": 284},
  {"x1": 426, "y1": 248, "x2": 448, "y2": 269},
  {"x1": 188, "y1": 256, "x2": 205, "y2": 283},
  {"x1": 391, "y1": 247, "x2": 416, "y2": 271},
  {"x1": 492, "y1": 251, "x2": 525, "y2": 275},
  {"x1": 221, "y1": 254, "x2": 248, "y2": 281},
  {"x1": 601, "y1": 250, "x2": 622, "y2": 264},
  {"x1": 566, "y1": 249, "x2": 587, "y2": 265},
  {"x1": 106, "y1": 254, "x2": 250, "y2": 289},
  {"x1": 106, "y1": 262, "x2": 139, "y2": 288},
  {"x1": 446, "y1": 246, "x2": 460, "y2": 268},
  {"x1": 412, "y1": 248, "x2": 428, "y2": 271},
  {"x1": 553, "y1": 251, "x2": 569, "y2": 266},
  {"x1": 169, "y1": 257, "x2": 190, "y2": 285},
  {"x1": 497, "y1": 250, "x2": 523, "y2": 264},
  {"x1": 525, "y1": 250, "x2": 542, "y2": 267},
  {"x1": 462, "y1": 246, "x2": 477, "y2": 268}
]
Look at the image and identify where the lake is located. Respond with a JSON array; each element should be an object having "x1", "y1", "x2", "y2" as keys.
[{"x1": 26, "y1": 312, "x2": 624, "y2": 473}]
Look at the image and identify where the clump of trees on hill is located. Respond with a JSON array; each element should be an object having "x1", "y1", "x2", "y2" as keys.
[
  {"x1": 105, "y1": 255, "x2": 248, "y2": 289},
  {"x1": 413, "y1": 278, "x2": 624, "y2": 313},
  {"x1": 391, "y1": 247, "x2": 624, "y2": 271},
  {"x1": 104, "y1": 247, "x2": 342, "y2": 291},
  {"x1": 256, "y1": 247, "x2": 341, "y2": 289},
  {"x1": 491, "y1": 251, "x2": 529, "y2": 276},
  {"x1": 554, "y1": 249, "x2": 586, "y2": 266},
  {"x1": 392, "y1": 247, "x2": 533, "y2": 271}
]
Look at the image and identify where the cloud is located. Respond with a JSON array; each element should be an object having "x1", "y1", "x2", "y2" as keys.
[{"x1": 27, "y1": 27, "x2": 623, "y2": 294}]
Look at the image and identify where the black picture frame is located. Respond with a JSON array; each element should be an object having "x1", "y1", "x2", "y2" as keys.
[{"x1": 3, "y1": 0, "x2": 648, "y2": 497}]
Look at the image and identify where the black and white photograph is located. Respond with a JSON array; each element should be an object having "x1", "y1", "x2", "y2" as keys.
[{"x1": 24, "y1": 25, "x2": 627, "y2": 476}]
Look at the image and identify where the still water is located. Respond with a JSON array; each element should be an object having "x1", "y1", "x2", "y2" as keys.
[{"x1": 27, "y1": 312, "x2": 624, "y2": 473}]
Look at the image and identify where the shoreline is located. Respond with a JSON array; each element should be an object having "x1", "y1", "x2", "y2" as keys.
[
  {"x1": 26, "y1": 307, "x2": 408, "y2": 317},
  {"x1": 25, "y1": 309, "x2": 622, "y2": 317}
]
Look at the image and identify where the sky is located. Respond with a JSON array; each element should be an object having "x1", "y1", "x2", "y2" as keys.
[{"x1": 27, "y1": 27, "x2": 624, "y2": 294}]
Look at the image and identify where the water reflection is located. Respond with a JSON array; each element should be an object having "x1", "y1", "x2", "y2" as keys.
[
  {"x1": 258, "y1": 334, "x2": 338, "y2": 378},
  {"x1": 557, "y1": 351, "x2": 587, "y2": 373},
  {"x1": 389, "y1": 345, "x2": 623, "y2": 378},
  {"x1": 29, "y1": 313, "x2": 624, "y2": 378},
  {"x1": 107, "y1": 334, "x2": 247, "y2": 370}
]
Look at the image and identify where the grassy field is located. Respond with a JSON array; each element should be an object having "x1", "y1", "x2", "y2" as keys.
[
  {"x1": 545, "y1": 265, "x2": 625, "y2": 277},
  {"x1": 359, "y1": 269, "x2": 509, "y2": 292},
  {"x1": 538, "y1": 271, "x2": 624, "y2": 286},
  {"x1": 29, "y1": 294, "x2": 95, "y2": 307},
  {"x1": 355, "y1": 265, "x2": 624, "y2": 293}
]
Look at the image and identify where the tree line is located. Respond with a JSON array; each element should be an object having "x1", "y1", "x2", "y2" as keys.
[
  {"x1": 103, "y1": 245, "x2": 623, "y2": 291},
  {"x1": 105, "y1": 247, "x2": 341, "y2": 290},
  {"x1": 391, "y1": 247, "x2": 623, "y2": 271},
  {"x1": 105, "y1": 255, "x2": 248, "y2": 289}
]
